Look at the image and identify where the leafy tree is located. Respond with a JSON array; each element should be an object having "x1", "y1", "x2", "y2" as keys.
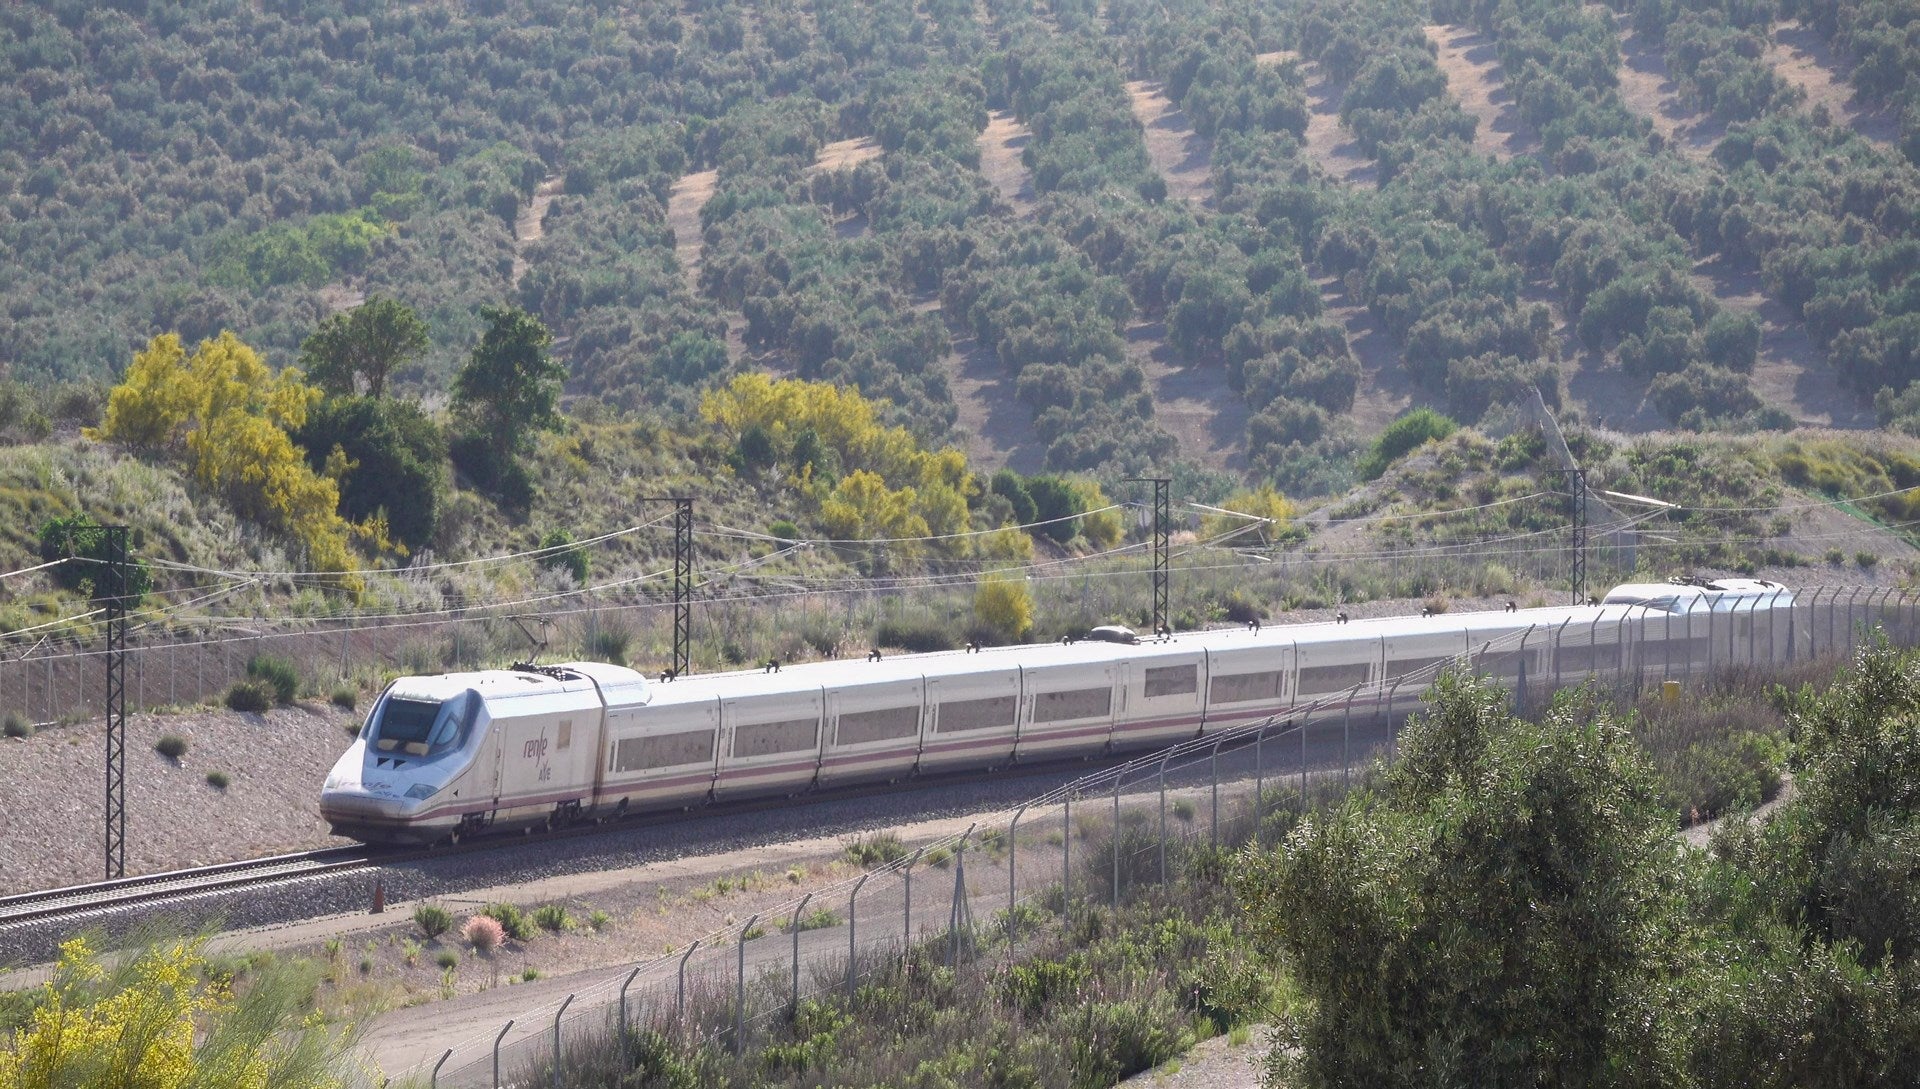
[
  {"x1": 537, "y1": 528, "x2": 590, "y2": 584},
  {"x1": 972, "y1": 574, "x2": 1033, "y2": 643},
  {"x1": 36, "y1": 514, "x2": 153, "y2": 606},
  {"x1": 1236, "y1": 674, "x2": 1678, "y2": 1088},
  {"x1": 298, "y1": 296, "x2": 430, "y2": 399},
  {"x1": 450, "y1": 305, "x2": 564, "y2": 512},
  {"x1": 990, "y1": 470, "x2": 1038, "y2": 527},
  {"x1": 90, "y1": 333, "x2": 365, "y2": 583},
  {"x1": 1024, "y1": 476, "x2": 1082, "y2": 543},
  {"x1": 291, "y1": 396, "x2": 446, "y2": 551}
]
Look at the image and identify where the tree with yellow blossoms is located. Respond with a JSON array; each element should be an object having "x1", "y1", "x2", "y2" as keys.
[
  {"x1": 89, "y1": 332, "x2": 383, "y2": 586},
  {"x1": 0, "y1": 935, "x2": 362, "y2": 1089},
  {"x1": 1198, "y1": 485, "x2": 1297, "y2": 547},
  {"x1": 702, "y1": 374, "x2": 984, "y2": 557}
]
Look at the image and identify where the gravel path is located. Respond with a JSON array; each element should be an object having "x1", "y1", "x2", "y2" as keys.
[{"x1": 1124, "y1": 1028, "x2": 1269, "y2": 1088}]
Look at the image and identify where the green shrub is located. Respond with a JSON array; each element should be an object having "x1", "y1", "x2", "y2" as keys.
[
  {"x1": 434, "y1": 949, "x2": 459, "y2": 970},
  {"x1": 587, "y1": 624, "x2": 632, "y2": 666},
  {"x1": 330, "y1": 686, "x2": 357, "y2": 711},
  {"x1": 155, "y1": 734, "x2": 189, "y2": 759},
  {"x1": 482, "y1": 902, "x2": 534, "y2": 942},
  {"x1": 537, "y1": 528, "x2": 590, "y2": 583},
  {"x1": 246, "y1": 655, "x2": 300, "y2": 704},
  {"x1": 1357, "y1": 408, "x2": 1457, "y2": 480},
  {"x1": 768, "y1": 519, "x2": 800, "y2": 543},
  {"x1": 413, "y1": 904, "x2": 453, "y2": 939},
  {"x1": 225, "y1": 680, "x2": 273, "y2": 713},
  {"x1": 1857, "y1": 551, "x2": 1881, "y2": 570},
  {"x1": 925, "y1": 846, "x2": 953, "y2": 869},
  {"x1": 1172, "y1": 798, "x2": 1197, "y2": 822},
  {"x1": 587, "y1": 910, "x2": 611, "y2": 931},
  {"x1": 873, "y1": 618, "x2": 955, "y2": 653},
  {"x1": 3, "y1": 712, "x2": 32, "y2": 739},
  {"x1": 532, "y1": 904, "x2": 572, "y2": 933},
  {"x1": 844, "y1": 832, "x2": 908, "y2": 868},
  {"x1": 521, "y1": 968, "x2": 540, "y2": 982},
  {"x1": 205, "y1": 770, "x2": 230, "y2": 789}
]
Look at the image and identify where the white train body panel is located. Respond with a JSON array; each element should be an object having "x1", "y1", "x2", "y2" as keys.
[{"x1": 321, "y1": 579, "x2": 1802, "y2": 844}]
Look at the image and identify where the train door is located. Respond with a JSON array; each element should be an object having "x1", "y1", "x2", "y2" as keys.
[
  {"x1": 715, "y1": 690, "x2": 824, "y2": 799},
  {"x1": 1118, "y1": 652, "x2": 1206, "y2": 750},
  {"x1": 920, "y1": 670, "x2": 1019, "y2": 772}
]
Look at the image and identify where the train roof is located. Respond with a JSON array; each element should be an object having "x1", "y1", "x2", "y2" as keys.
[
  {"x1": 636, "y1": 597, "x2": 1654, "y2": 705},
  {"x1": 389, "y1": 661, "x2": 651, "y2": 708}
]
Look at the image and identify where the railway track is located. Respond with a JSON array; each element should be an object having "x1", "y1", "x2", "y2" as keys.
[
  {"x1": 0, "y1": 726, "x2": 1372, "y2": 939},
  {"x1": 0, "y1": 846, "x2": 382, "y2": 931}
]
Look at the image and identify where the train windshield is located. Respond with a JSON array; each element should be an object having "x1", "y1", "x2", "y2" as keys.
[{"x1": 368, "y1": 692, "x2": 479, "y2": 756}]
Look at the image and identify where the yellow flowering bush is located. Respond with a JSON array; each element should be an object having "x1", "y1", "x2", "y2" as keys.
[{"x1": 0, "y1": 935, "x2": 360, "y2": 1089}]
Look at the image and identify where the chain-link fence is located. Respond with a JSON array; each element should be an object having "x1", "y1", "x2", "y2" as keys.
[
  {"x1": 0, "y1": 530, "x2": 1664, "y2": 730},
  {"x1": 387, "y1": 591, "x2": 1920, "y2": 1089}
]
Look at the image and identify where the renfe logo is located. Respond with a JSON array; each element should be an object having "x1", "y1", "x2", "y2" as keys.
[{"x1": 523, "y1": 737, "x2": 549, "y2": 760}]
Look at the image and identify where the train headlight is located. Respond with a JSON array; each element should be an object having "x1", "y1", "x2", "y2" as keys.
[{"x1": 404, "y1": 783, "x2": 440, "y2": 800}]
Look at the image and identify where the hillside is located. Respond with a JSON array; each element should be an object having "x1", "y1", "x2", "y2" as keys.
[
  {"x1": 0, "y1": 0, "x2": 1918, "y2": 688},
  {"x1": 4, "y1": 0, "x2": 1920, "y2": 491}
]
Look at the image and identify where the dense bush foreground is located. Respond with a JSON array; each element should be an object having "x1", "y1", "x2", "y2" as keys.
[{"x1": 1244, "y1": 649, "x2": 1920, "y2": 1088}]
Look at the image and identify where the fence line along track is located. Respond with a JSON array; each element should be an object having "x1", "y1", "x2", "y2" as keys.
[{"x1": 0, "y1": 846, "x2": 379, "y2": 931}]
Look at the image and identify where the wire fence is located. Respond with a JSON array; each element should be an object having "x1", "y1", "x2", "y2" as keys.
[
  {"x1": 0, "y1": 527, "x2": 1649, "y2": 730},
  {"x1": 397, "y1": 590, "x2": 1914, "y2": 1089}
]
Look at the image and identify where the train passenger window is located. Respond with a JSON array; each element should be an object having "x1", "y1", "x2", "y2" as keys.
[
  {"x1": 613, "y1": 730, "x2": 714, "y2": 772},
  {"x1": 1143, "y1": 665, "x2": 1198, "y2": 698},
  {"x1": 1032, "y1": 687, "x2": 1112, "y2": 724},
  {"x1": 1297, "y1": 662, "x2": 1370, "y2": 695},
  {"x1": 1385, "y1": 656, "x2": 1452, "y2": 682},
  {"x1": 733, "y1": 718, "x2": 818, "y2": 758},
  {"x1": 1209, "y1": 671, "x2": 1282, "y2": 704},
  {"x1": 937, "y1": 696, "x2": 1016, "y2": 733},
  {"x1": 837, "y1": 706, "x2": 920, "y2": 746}
]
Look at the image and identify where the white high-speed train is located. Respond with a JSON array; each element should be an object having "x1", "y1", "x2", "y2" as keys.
[{"x1": 320, "y1": 578, "x2": 1797, "y2": 844}]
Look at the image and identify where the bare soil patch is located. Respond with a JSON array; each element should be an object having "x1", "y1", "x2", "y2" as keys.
[
  {"x1": 1423, "y1": 25, "x2": 1540, "y2": 160},
  {"x1": 316, "y1": 282, "x2": 365, "y2": 315},
  {"x1": 1608, "y1": 7, "x2": 1724, "y2": 158},
  {"x1": 1320, "y1": 276, "x2": 1420, "y2": 436},
  {"x1": 510, "y1": 175, "x2": 563, "y2": 287},
  {"x1": 807, "y1": 135, "x2": 883, "y2": 175},
  {"x1": 1120, "y1": 1027, "x2": 1266, "y2": 1088},
  {"x1": 946, "y1": 332, "x2": 1044, "y2": 474},
  {"x1": 1533, "y1": 279, "x2": 1666, "y2": 433},
  {"x1": 1126, "y1": 80, "x2": 1215, "y2": 206},
  {"x1": 1766, "y1": 21, "x2": 1900, "y2": 147},
  {"x1": 978, "y1": 110, "x2": 1038, "y2": 215},
  {"x1": 1125, "y1": 321, "x2": 1246, "y2": 471},
  {"x1": 1294, "y1": 56, "x2": 1379, "y2": 187},
  {"x1": 666, "y1": 169, "x2": 719, "y2": 288},
  {"x1": 1691, "y1": 258, "x2": 1874, "y2": 429}
]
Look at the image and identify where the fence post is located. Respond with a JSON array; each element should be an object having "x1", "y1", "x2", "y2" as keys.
[
  {"x1": 1061, "y1": 791, "x2": 1072, "y2": 913},
  {"x1": 1111, "y1": 768, "x2": 1124, "y2": 909},
  {"x1": 903, "y1": 847, "x2": 924, "y2": 946},
  {"x1": 675, "y1": 941, "x2": 700, "y2": 1025},
  {"x1": 1157, "y1": 751, "x2": 1170, "y2": 885},
  {"x1": 789, "y1": 893, "x2": 813, "y2": 1015},
  {"x1": 1006, "y1": 803, "x2": 1027, "y2": 932},
  {"x1": 552, "y1": 994, "x2": 574, "y2": 1089},
  {"x1": 1253, "y1": 719, "x2": 1266, "y2": 832},
  {"x1": 491, "y1": 1020, "x2": 514, "y2": 1089},
  {"x1": 430, "y1": 1048, "x2": 452, "y2": 1089},
  {"x1": 848, "y1": 872, "x2": 871, "y2": 1000},
  {"x1": 1209, "y1": 739, "x2": 1223, "y2": 848},
  {"x1": 1298, "y1": 716, "x2": 1306, "y2": 801},
  {"x1": 735, "y1": 916, "x2": 757, "y2": 1055},
  {"x1": 622, "y1": 971, "x2": 645, "y2": 1044},
  {"x1": 948, "y1": 825, "x2": 974, "y2": 967},
  {"x1": 1342, "y1": 685, "x2": 1357, "y2": 793}
]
